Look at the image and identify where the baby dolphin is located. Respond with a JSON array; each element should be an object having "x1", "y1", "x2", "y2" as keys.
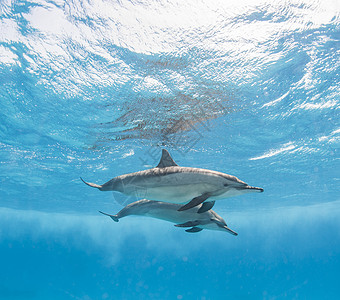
[
  {"x1": 99, "y1": 199, "x2": 238, "y2": 235},
  {"x1": 82, "y1": 149, "x2": 263, "y2": 212}
]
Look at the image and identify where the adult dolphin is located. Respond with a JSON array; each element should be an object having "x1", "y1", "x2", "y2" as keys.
[
  {"x1": 81, "y1": 149, "x2": 263, "y2": 212},
  {"x1": 99, "y1": 199, "x2": 238, "y2": 235}
]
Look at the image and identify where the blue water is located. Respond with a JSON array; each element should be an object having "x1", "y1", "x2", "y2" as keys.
[{"x1": 1, "y1": 0, "x2": 339, "y2": 299}]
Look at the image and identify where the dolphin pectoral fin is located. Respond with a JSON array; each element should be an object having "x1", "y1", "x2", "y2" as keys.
[
  {"x1": 99, "y1": 211, "x2": 119, "y2": 222},
  {"x1": 185, "y1": 227, "x2": 203, "y2": 233},
  {"x1": 174, "y1": 220, "x2": 200, "y2": 228},
  {"x1": 80, "y1": 177, "x2": 103, "y2": 190},
  {"x1": 178, "y1": 193, "x2": 211, "y2": 211},
  {"x1": 197, "y1": 201, "x2": 215, "y2": 213}
]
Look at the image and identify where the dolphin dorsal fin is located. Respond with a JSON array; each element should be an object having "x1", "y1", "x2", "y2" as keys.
[{"x1": 156, "y1": 149, "x2": 178, "y2": 168}]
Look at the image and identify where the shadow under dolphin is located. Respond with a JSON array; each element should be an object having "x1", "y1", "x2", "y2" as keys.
[
  {"x1": 82, "y1": 149, "x2": 263, "y2": 212},
  {"x1": 99, "y1": 199, "x2": 238, "y2": 235}
]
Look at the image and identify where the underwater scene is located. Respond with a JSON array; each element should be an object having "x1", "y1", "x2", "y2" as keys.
[{"x1": 0, "y1": 0, "x2": 339, "y2": 299}]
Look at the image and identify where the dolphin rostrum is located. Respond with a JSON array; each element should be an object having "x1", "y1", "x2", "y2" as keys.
[
  {"x1": 81, "y1": 149, "x2": 263, "y2": 212},
  {"x1": 99, "y1": 199, "x2": 238, "y2": 235}
]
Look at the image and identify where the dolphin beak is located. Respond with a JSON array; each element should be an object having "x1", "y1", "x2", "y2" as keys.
[{"x1": 223, "y1": 226, "x2": 238, "y2": 236}]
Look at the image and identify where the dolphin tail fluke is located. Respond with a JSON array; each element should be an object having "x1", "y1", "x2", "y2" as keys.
[
  {"x1": 80, "y1": 177, "x2": 103, "y2": 190},
  {"x1": 99, "y1": 211, "x2": 119, "y2": 222}
]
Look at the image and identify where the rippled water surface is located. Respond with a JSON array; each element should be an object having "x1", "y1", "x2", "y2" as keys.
[{"x1": 0, "y1": 0, "x2": 339, "y2": 299}]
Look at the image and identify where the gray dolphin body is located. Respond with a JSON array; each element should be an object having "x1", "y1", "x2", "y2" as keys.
[
  {"x1": 99, "y1": 199, "x2": 238, "y2": 235},
  {"x1": 82, "y1": 149, "x2": 263, "y2": 212}
]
